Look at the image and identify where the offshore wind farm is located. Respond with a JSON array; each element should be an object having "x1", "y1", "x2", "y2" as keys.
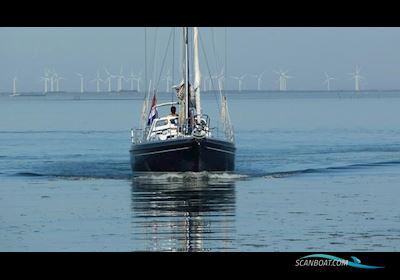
[
  {"x1": 1, "y1": 65, "x2": 399, "y2": 97},
  {"x1": 2, "y1": 27, "x2": 400, "y2": 97}
]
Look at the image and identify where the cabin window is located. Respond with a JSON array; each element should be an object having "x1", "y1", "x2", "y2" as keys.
[{"x1": 155, "y1": 119, "x2": 168, "y2": 127}]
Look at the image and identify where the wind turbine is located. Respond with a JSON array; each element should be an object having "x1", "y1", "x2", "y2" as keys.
[
  {"x1": 274, "y1": 70, "x2": 285, "y2": 91},
  {"x1": 324, "y1": 72, "x2": 335, "y2": 91},
  {"x1": 125, "y1": 72, "x2": 135, "y2": 91},
  {"x1": 116, "y1": 66, "x2": 125, "y2": 92},
  {"x1": 54, "y1": 73, "x2": 65, "y2": 92},
  {"x1": 217, "y1": 76, "x2": 224, "y2": 91},
  {"x1": 214, "y1": 68, "x2": 225, "y2": 91},
  {"x1": 203, "y1": 76, "x2": 212, "y2": 91},
  {"x1": 53, "y1": 73, "x2": 59, "y2": 91},
  {"x1": 252, "y1": 71, "x2": 265, "y2": 91},
  {"x1": 349, "y1": 65, "x2": 364, "y2": 92},
  {"x1": 91, "y1": 70, "x2": 103, "y2": 93},
  {"x1": 231, "y1": 74, "x2": 246, "y2": 92},
  {"x1": 210, "y1": 68, "x2": 225, "y2": 90},
  {"x1": 133, "y1": 73, "x2": 142, "y2": 92},
  {"x1": 104, "y1": 68, "x2": 116, "y2": 92},
  {"x1": 49, "y1": 70, "x2": 56, "y2": 92},
  {"x1": 274, "y1": 70, "x2": 292, "y2": 91},
  {"x1": 76, "y1": 73, "x2": 85, "y2": 93},
  {"x1": 12, "y1": 77, "x2": 17, "y2": 95},
  {"x1": 201, "y1": 74, "x2": 213, "y2": 91},
  {"x1": 283, "y1": 72, "x2": 293, "y2": 90},
  {"x1": 40, "y1": 70, "x2": 50, "y2": 93},
  {"x1": 125, "y1": 71, "x2": 141, "y2": 92}
]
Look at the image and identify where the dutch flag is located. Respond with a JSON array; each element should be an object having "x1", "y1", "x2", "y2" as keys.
[{"x1": 147, "y1": 94, "x2": 158, "y2": 126}]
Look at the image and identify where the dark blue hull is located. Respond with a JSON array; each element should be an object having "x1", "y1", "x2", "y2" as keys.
[{"x1": 130, "y1": 137, "x2": 235, "y2": 172}]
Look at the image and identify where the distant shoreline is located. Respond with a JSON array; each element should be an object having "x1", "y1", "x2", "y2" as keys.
[{"x1": 1, "y1": 89, "x2": 400, "y2": 96}]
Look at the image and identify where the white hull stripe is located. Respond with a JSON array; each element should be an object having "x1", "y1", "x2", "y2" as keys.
[
  {"x1": 133, "y1": 147, "x2": 191, "y2": 157},
  {"x1": 205, "y1": 146, "x2": 235, "y2": 155}
]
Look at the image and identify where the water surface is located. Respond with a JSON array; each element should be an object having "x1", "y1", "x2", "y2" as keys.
[{"x1": 1, "y1": 91, "x2": 400, "y2": 251}]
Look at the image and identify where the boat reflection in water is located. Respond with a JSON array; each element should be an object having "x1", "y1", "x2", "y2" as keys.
[{"x1": 130, "y1": 172, "x2": 236, "y2": 251}]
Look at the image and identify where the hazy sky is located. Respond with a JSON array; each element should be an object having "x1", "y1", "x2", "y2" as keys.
[{"x1": 1, "y1": 27, "x2": 400, "y2": 92}]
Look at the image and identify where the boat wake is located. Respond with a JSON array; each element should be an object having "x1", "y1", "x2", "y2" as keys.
[
  {"x1": 132, "y1": 171, "x2": 248, "y2": 183},
  {"x1": 12, "y1": 160, "x2": 132, "y2": 180},
  {"x1": 261, "y1": 159, "x2": 400, "y2": 179},
  {"x1": 15, "y1": 172, "x2": 45, "y2": 177},
  {"x1": 11, "y1": 159, "x2": 400, "y2": 181},
  {"x1": 13, "y1": 168, "x2": 247, "y2": 182}
]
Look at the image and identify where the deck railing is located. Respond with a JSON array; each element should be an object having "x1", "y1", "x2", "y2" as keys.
[{"x1": 131, "y1": 112, "x2": 234, "y2": 144}]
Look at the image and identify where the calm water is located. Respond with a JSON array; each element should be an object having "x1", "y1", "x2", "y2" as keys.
[{"x1": 1, "y1": 91, "x2": 400, "y2": 251}]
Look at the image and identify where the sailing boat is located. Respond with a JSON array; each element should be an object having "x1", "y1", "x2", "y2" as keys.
[{"x1": 130, "y1": 27, "x2": 235, "y2": 172}]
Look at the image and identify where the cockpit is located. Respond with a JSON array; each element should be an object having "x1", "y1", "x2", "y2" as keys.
[{"x1": 148, "y1": 115, "x2": 180, "y2": 141}]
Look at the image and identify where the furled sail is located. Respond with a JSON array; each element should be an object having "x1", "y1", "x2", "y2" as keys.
[{"x1": 172, "y1": 28, "x2": 202, "y2": 128}]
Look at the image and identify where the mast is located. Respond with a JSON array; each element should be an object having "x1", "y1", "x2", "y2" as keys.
[
  {"x1": 184, "y1": 27, "x2": 190, "y2": 130},
  {"x1": 193, "y1": 27, "x2": 201, "y2": 124}
]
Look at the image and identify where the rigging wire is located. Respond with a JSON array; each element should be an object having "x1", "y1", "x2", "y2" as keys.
[
  {"x1": 181, "y1": 28, "x2": 185, "y2": 82},
  {"x1": 151, "y1": 28, "x2": 159, "y2": 95},
  {"x1": 211, "y1": 27, "x2": 222, "y2": 80},
  {"x1": 198, "y1": 29, "x2": 221, "y2": 112},
  {"x1": 144, "y1": 27, "x2": 147, "y2": 97},
  {"x1": 171, "y1": 27, "x2": 175, "y2": 102},
  {"x1": 140, "y1": 27, "x2": 148, "y2": 128},
  {"x1": 155, "y1": 28, "x2": 174, "y2": 93},
  {"x1": 225, "y1": 27, "x2": 228, "y2": 92}
]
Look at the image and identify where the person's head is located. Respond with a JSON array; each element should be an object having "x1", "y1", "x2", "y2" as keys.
[{"x1": 171, "y1": 106, "x2": 176, "y2": 115}]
